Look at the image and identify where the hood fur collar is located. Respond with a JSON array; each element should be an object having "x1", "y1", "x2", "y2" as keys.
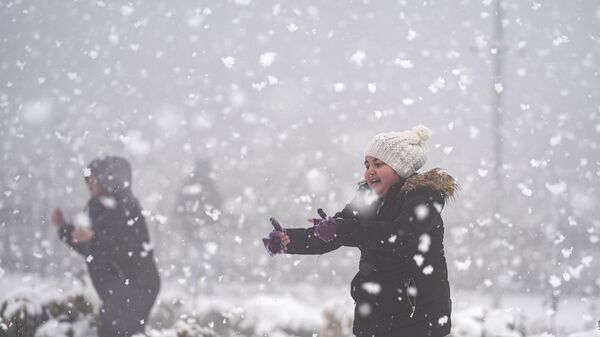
[{"x1": 400, "y1": 168, "x2": 458, "y2": 201}]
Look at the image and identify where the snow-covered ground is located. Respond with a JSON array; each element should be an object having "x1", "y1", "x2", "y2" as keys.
[
  {"x1": 453, "y1": 289, "x2": 599, "y2": 335},
  {"x1": 1, "y1": 274, "x2": 598, "y2": 337}
]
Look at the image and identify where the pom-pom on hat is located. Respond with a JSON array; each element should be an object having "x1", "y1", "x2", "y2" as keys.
[{"x1": 364, "y1": 125, "x2": 432, "y2": 178}]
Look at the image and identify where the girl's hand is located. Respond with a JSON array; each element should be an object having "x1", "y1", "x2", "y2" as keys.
[
  {"x1": 314, "y1": 208, "x2": 337, "y2": 242},
  {"x1": 51, "y1": 208, "x2": 66, "y2": 228},
  {"x1": 279, "y1": 231, "x2": 290, "y2": 247},
  {"x1": 263, "y1": 217, "x2": 289, "y2": 255},
  {"x1": 72, "y1": 228, "x2": 95, "y2": 243}
]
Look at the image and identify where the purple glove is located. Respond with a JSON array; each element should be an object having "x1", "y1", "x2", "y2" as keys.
[
  {"x1": 262, "y1": 217, "x2": 287, "y2": 256},
  {"x1": 314, "y1": 208, "x2": 337, "y2": 242}
]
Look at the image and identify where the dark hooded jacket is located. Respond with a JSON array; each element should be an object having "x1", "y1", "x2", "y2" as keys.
[
  {"x1": 58, "y1": 156, "x2": 160, "y2": 336},
  {"x1": 286, "y1": 169, "x2": 457, "y2": 337}
]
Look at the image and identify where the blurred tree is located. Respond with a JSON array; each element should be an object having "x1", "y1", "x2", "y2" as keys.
[{"x1": 173, "y1": 158, "x2": 225, "y2": 291}]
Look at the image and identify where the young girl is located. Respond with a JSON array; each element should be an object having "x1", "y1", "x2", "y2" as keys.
[
  {"x1": 52, "y1": 156, "x2": 160, "y2": 337},
  {"x1": 263, "y1": 126, "x2": 456, "y2": 337}
]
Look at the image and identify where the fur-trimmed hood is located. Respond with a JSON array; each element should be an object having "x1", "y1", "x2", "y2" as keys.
[{"x1": 400, "y1": 168, "x2": 458, "y2": 201}]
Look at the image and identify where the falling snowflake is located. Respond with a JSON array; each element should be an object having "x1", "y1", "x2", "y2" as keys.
[
  {"x1": 561, "y1": 247, "x2": 573, "y2": 258},
  {"x1": 349, "y1": 50, "x2": 366, "y2": 67},
  {"x1": 494, "y1": 82, "x2": 504, "y2": 93},
  {"x1": 455, "y1": 257, "x2": 471, "y2": 271},
  {"x1": 402, "y1": 98, "x2": 414, "y2": 105},
  {"x1": 368, "y1": 83, "x2": 377, "y2": 93},
  {"x1": 259, "y1": 52, "x2": 277, "y2": 67},
  {"x1": 413, "y1": 254, "x2": 424, "y2": 267},
  {"x1": 361, "y1": 282, "x2": 382, "y2": 295},
  {"x1": 549, "y1": 275, "x2": 562, "y2": 288},
  {"x1": 418, "y1": 233, "x2": 431, "y2": 253},
  {"x1": 517, "y1": 183, "x2": 533, "y2": 197},
  {"x1": 545, "y1": 181, "x2": 567, "y2": 195},
  {"x1": 120, "y1": 5, "x2": 135, "y2": 16},
  {"x1": 552, "y1": 35, "x2": 569, "y2": 46},
  {"x1": 221, "y1": 56, "x2": 235, "y2": 68},
  {"x1": 415, "y1": 204, "x2": 430, "y2": 221},
  {"x1": 395, "y1": 58, "x2": 414, "y2": 69}
]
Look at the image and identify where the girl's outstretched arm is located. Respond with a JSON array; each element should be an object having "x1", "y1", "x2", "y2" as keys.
[
  {"x1": 334, "y1": 187, "x2": 444, "y2": 256},
  {"x1": 285, "y1": 226, "x2": 341, "y2": 255}
]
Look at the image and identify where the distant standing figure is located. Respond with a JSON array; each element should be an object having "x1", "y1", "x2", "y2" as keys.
[
  {"x1": 175, "y1": 158, "x2": 223, "y2": 241},
  {"x1": 52, "y1": 156, "x2": 160, "y2": 337},
  {"x1": 174, "y1": 158, "x2": 226, "y2": 284},
  {"x1": 263, "y1": 126, "x2": 457, "y2": 337}
]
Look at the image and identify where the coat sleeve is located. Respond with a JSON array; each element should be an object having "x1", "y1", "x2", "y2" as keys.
[
  {"x1": 285, "y1": 190, "x2": 374, "y2": 255},
  {"x1": 58, "y1": 224, "x2": 91, "y2": 256},
  {"x1": 285, "y1": 227, "x2": 342, "y2": 255},
  {"x1": 284, "y1": 191, "x2": 370, "y2": 255},
  {"x1": 334, "y1": 187, "x2": 444, "y2": 256}
]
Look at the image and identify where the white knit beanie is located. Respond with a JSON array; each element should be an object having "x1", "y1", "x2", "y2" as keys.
[{"x1": 364, "y1": 125, "x2": 432, "y2": 178}]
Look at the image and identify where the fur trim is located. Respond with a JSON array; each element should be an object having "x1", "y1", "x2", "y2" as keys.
[{"x1": 400, "y1": 168, "x2": 458, "y2": 201}]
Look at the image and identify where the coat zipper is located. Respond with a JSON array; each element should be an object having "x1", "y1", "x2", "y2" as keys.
[
  {"x1": 376, "y1": 199, "x2": 385, "y2": 215},
  {"x1": 407, "y1": 277, "x2": 417, "y2": 318}
]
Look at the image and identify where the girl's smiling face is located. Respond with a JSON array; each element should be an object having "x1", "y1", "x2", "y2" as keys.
[{"x1": 364, "y1": 156, "x2": 401, "y2": 197}]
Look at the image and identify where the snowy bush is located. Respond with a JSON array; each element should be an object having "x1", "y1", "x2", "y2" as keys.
[
  {"x1": 239, "y1": 294, "x2": 321, "y2": 336},
  {"x1": 148, "y1": 290, "x2": 244, "y2": 335},
  {"x1": 134, "y1": 319, "x2": 218, "y2": 337},
  {"x1": 319, "y1": 298, "x2": 354, "y2": 337},
  {"x1": 151, "y1": 294, "x2": 190, "y2": 330},
  {"x1": 0, "y1": 289, "x2": 96, "y2": 337},
  {"x1": 149, "y1": 289, "x2": 325, "y2": 337},
  {"x1": 450, "y1": 306, "x2": 526, "y2": 337},
  {"x1": 527, "y1": 332, "x2": 600, "y2": 337},
  {"x1": 34, "y1": 318, "x2": 95, "y2": 337},
  {"x1": 565, "y1": 331, "x2": 600, "y2": 337},
  {"x1": 3, "y1": 278, "x2": 597, "y2": 337}
]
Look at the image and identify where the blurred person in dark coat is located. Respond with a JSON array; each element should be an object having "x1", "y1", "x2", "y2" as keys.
[{"x1": 52, "y1": 156, "x2": 160, "y2": 337}]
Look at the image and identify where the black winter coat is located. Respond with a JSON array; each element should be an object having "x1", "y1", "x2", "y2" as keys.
[
  {"x1": 60, "y1": 194, "x2": 160, "y2": 300},
  {"x1": 286, "y1": 169, "x2": 457, "y2": 337},
  {"x1": 58, "y1": 156, "x2": 160, "y2": 336}
]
